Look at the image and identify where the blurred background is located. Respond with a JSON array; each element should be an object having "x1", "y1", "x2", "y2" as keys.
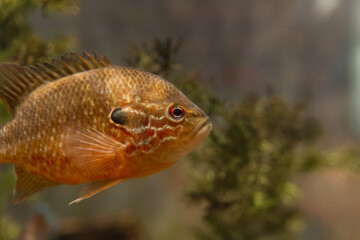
[{"x1": 1, "y1": 0, "x2": 360, "y2": 239}]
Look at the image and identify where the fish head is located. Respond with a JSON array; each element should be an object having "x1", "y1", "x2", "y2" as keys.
[
  {"x1": 146, "y1": 92, "x2": 212, "y2": 163},
  {"x1": 109, "y1": 71, "x2": 212, "y2": 162}
]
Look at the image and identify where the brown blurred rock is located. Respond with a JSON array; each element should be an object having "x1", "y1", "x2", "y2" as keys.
[
  {"x1": 53, "y1": 216, "x2": 142, "y2": 240},
  {"x1": 19, "y1": 214, "x2": 49, "y2": 240},
  {"x1": 296, "y1": 169, "x2": 360, "y2": 240}
]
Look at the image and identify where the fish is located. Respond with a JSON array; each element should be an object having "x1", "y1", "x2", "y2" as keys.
[{"x1": 0, "y1": 52, "x2": 212, "y2": 204}]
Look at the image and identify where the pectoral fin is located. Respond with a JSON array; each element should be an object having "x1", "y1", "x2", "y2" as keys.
[
  {"x1": 69, "y1": 179, "x2": 124, "y2": 205},
  {"x1": 63, "y1": 122, "x2": 126, "y2": 173},
  {"x1": 13, "y1": 166, "x2": 59, "y2": 204}
]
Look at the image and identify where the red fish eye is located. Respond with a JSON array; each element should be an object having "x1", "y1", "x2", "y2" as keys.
[{"x1": 169, "y1": 105, "x2": 185, "y2": 119}]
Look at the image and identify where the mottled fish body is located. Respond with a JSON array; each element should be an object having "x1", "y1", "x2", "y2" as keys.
[{"x1": 0, "y1": 53, "x2": 212, "y2": 204}]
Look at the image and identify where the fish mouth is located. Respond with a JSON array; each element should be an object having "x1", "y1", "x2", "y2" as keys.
[
  {"x1": 191, "y1": 117, "x2": 212, "y2": 138},
  {"x1": 159, "y1": 117, "x2": 212, "y2": 163}
]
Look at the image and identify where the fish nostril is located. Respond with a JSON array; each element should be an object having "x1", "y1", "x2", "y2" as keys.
[
  {"x1": 199, "y1": 111, "x2": 207, "y2": 118},
  {"x1": 193, "y1": 110, "x2": 207, "y2": 118}
]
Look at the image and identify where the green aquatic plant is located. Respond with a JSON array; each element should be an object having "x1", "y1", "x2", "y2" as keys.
[
  {"x1": 186, "y1": 97, "x2": 323, "y2": 240},
  {"x1": 0, "y1": 0, "x2": 77, "y2": 65},
  {"x1": 0, "y1": 216, "x2": 20, "y2": 240}
]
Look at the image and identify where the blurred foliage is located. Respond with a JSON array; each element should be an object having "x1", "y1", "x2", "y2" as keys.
[
  {"x1": 325, "y1": 146, "x2": 360, "y2": 173},
  {"x1": 126, "y1": 38, "x2": 327, "y2": 240},
  {"x1": 0, "y1": 1, "x2": 78, "y2": 239},
  {"x1": 0, "y1": 216, "x2": 21, "y2": 240},
  {"x1": 0, "y1": 169, "x2": 19, "y2": 240},
  {"x1": 124, "y1": 37, "x2": 183, "y2": 78},
  {"x1": 186, "y1": 97, "x2": 323, "y2": 240},
  {"x1": 0, "y1": 0, "x2": 77, "y2": 65}
]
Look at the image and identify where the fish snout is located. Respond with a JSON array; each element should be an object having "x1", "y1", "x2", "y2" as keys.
[{"x1": 191, "y1": 116, "x2": 212, "y2": 138}]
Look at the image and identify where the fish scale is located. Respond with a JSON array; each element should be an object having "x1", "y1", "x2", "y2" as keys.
[{"x1": 0, "y1": 53, "x2": 212, "y2": 204}]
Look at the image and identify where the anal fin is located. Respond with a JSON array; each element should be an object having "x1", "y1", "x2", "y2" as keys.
[
  {"x1": 69, "y1": 179, "x2": 124, "y2": 205},
  {"x1": 13, "y1": 166, "x2": 59, "y2": 204}
]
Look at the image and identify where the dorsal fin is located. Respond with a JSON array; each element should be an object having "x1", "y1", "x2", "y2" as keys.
[{"x1": 0, "y1": 52, "x2": 112, "y2": 113}]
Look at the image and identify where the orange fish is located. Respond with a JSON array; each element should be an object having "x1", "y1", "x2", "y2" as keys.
[{"x1": 0, "y1": 53, "x2": 212, "y2": 204}]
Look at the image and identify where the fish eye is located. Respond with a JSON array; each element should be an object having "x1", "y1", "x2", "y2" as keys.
[
  {"x1": 166, "y1": 104, "x2": 185, "y2": 123},
  {"x1": 109, "y1": 108, "x2": 127, "y2": 125}
]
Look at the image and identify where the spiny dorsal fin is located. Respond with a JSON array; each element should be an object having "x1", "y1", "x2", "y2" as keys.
[
  {"x1": 13, "y1": 165, "x2": 59, "y2": 204},
  {"x1": 31, "y1": 52, "x2": 112, "y2": 81},
  {"x1": 0, "y1": 52, "x2": 112, "y2": 113},
  {"x1": 0, "y1": 63, "x2": 42, "y2": 113}
]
